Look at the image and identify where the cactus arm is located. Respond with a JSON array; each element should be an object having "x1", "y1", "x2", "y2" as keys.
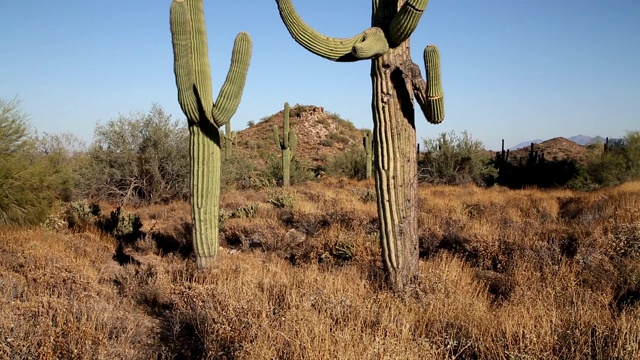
[
  {"x1": 388, "y1": 0, "x2": 429, "y2": 47},
  {"x1": 283, "y1": 102, "x2": 290, "y2": 148},
  {"x1": 273, "y1": 125, "x2": 282, "y2": 149},
  {"x1": 289, "y1": 130, "x2": 297, "y2": 151},
  {"x1": 210, "y1": 32, "x2": 252, "y2": 127},
  {"x1": 275, "y1": 0, "x2": 389, "y2": 62},
  {"x1": 410, "y1": 45, "x2": 445, "y2": 124},
  {"x1": 169, "y1": 1, "x2": 201, "y2": 122}
]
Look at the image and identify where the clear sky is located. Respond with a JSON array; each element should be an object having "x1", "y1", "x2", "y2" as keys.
[{"x1": 1, "y1": 1, "x2": 639, "y2": 150}]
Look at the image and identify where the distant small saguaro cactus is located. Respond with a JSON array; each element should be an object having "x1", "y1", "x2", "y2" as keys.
[
  {"x1": 220, "y1": 121, "x2": 237, "y2": 161},
  {"x1": 273, "y1": 102, "x2": 297, "y2": 187}
]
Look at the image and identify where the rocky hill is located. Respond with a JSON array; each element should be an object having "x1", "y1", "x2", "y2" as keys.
[
  {"x1": 505, "y1": 137, "x2": 597, "y2": 165},
  {"x1": 231, "y1": 104, "x2": 367, "y2": 166}
]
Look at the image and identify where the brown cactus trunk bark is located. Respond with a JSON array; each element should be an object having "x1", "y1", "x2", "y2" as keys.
[{"x1": 371, "y1": 0, "x2": 419, "y2": 291}]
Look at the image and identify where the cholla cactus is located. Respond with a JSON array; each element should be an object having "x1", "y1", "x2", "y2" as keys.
[
  {"x1": 275, "y1": 0, "x2": 445, "y2": 290},
  {"x1": 170, "y1": 0, "x2": 252, "y2": 267},
  {"x1": 273, "y1": 102, "x2": 297, "y2": 187}
]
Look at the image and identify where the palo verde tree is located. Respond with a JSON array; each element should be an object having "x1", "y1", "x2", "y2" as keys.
[
  {"x1": 170, "y1": 0, "x2": 252, "y2": 267},
  {"x1": 275, "y1": 0, "x2": 445, "y2": 290}
]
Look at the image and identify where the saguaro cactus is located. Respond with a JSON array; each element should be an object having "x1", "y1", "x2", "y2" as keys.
[
  {"x1": 170, "y1": 0, "x2": 252, "y2": 267},
  {"x1": 273, "y1": 102, "x2": 297, "y2": 186},
  {"x1": 363, "y1": 130, "x2": 373, "y2": 179},
  {"x1": 276, "y1": 0, "x2": 445, "y2": 290},
  {"x1": 221, "y1": 121, "x2": 237, "y2": 161}
]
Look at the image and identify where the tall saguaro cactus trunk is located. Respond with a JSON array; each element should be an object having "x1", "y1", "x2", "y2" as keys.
[
  {"x1": 371, "y1": 42, "x2": 420, "y2": 290},
  {"x1": 276, "y1": 0, "x2": 445, "y2": 291},
  {"x1": 170, "y1": 0, "x2": 251, "y2": 267}
]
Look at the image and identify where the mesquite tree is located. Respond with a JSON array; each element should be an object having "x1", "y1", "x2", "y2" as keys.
[
  {"x1": 170, "y1": 0, "x2": 252, "y2": 267},
  {"x1": 275, "y1": 0, "x2": 445, "y2": 290}
]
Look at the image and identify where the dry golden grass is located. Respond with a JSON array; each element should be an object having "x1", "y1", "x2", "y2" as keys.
[{"x1": 2, "y1": 180, "x2": 640, "y2": 359}]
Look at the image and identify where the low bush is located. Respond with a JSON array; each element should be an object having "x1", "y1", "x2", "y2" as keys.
[
  {"x1": 326, "y1": 145, "x2": 368, "y2": 180},
  {"x1": 418, "y1": 130, "x2": 497, "y2": 186}
]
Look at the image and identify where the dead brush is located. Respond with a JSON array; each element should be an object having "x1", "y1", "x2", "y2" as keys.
[{"x1": 3, "y1": 180, "x2": 640, "y2": 359}]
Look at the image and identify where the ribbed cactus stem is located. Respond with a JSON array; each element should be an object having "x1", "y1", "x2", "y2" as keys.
[
  {"x1": 388, "y1": 0, "x2": 430, "y2": 46},
  {"x1": 424, "y1": 45, "x2": 445, "y2": 124},
  {"x1": 221, "y1": 121, "x2": 235, "y2": 161},
  {"x1": 273, "y1": 102, "x2": 296, "y2": 186},
  {"x1": 363, "y1": 131, "x2": 373, "y2": 179},
  {"x1": 170, "y1": 0, "x2": 251, "y2": 267},
  {"x1": 276, "y1": 0, "x2": 445, "y2": 291}
]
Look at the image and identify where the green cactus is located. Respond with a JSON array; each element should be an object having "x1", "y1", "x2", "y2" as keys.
[
  {"x1": 220, "y1": 121, "x2": 237, "y2": 161},
  {"x1": 170, "y1": 0, "x2": 252, "y2": 267},
  {"x1": 273, "y1": 102, "x2": 297, "y2": 187},
  {"x1": 276, "y1": 0, "x2": 445, "y2": 290},
  {"x1": 363, "y1": 130, "x2": 373, "y2": 179}
]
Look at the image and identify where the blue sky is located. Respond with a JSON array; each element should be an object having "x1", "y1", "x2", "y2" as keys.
[{"x1": 1, "y1": 1, "x2": 639, "y2": 150}]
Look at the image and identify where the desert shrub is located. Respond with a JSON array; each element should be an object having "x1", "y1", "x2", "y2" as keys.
[
  {"x1": 0, "y1": 98, "x2": 66, "y2": 225},
  {"x1": 220, "y1": 155, "x2": 258, "y2": 191},
  {"x1": 262, "y1": 155, "x2": 314, "y2": 186},
  {"x1": 326, "y1": 145, "x2": 368, "y2": 180},
  {"x1": 419, "y1": 130, "x2": 497, "y2": 186},
  {"x1": 97, "y1": 207, "x2": 143, "y2": 242},
  {"x1": 268, "y1": 188, "x2": 297, "y2": 208},
  {"x1": 573, "y1": 131, "x2": 640, "y2": 189},
  {"x1": 319, "y1": 138, "x2": 335, "y2": 147},
  {"x1": 327, "y1": 132, "x2": 351, "y2": 145},
  {"x1": 35, "y1": 131, "x2": 88, "y2": 201},
  {"x1": 84, "y1": 104, "x2": 189, "y2": 205},
  {"x1": 359, "y1": 188, "x2": 377, "y2": 203},
  {"x1": 63, "y1": 199, "x2": 101, "y2": 231},
  {"x1": 233, "y1": 203, "x2": 259, "y2": 219}
]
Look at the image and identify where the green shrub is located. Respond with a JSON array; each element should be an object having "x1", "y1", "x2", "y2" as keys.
[
  {"x1": 233, "y1": 203, "x2": 259, "y2": 219},
  {"x1": 63, "y1": 199, "x2": 101, "y2": 231},
  {"x1": 84, "y1": 104, "x2": 189, "y2": 205},
  {"x1": 328, "y1": 132, "x2": 351, "y2": 145},
  {"x1": 98, "y1": 207, "x2": 143, "y2": 241},
  {"x1": 419, "y1": 130, "x2": 497, "y2": 186},
  {"x1": 584, "y1": 132, "x2": 640, "y2": 188},
  {"x1": 268, "y1": 188, "x2": 296, "y2": 209},
  {"x1": 0, "y1": 98, "x2": 64, "y2": 225},
  {"x1": 320, "y1": 138, "x2": 336, "y2": 147},
  {"x1": 326, "y1": 146, "x2": 368, "y2": 180},
  {"x1": 262, "y1": 155, "x2": 314, "y2": 186}
]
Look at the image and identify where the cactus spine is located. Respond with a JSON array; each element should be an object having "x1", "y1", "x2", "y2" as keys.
[
  {"x1": 276, "y1": 0, "x2": 445, "y2": 290},
  {"x1": 170, "y1": 0, "x2": 251, "y2": 267},
  {"x1": 363, "y1": 130, "x2": 373, "y2": 179},
  {"x1": 221, "y1": 121, "x2": 236, "y2": 161},
  {"x1": 273, "y1": 102, "x2": 297, "y2": 186}
]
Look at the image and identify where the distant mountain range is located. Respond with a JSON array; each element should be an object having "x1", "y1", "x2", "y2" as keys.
[{"x1": 509, "y1": 135, "x2": 606, "y2": 150}]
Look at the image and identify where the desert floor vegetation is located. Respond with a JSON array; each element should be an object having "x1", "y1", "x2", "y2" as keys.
[{"x1": 1, "y1": 179, "x2": 640, "y2": 359}]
